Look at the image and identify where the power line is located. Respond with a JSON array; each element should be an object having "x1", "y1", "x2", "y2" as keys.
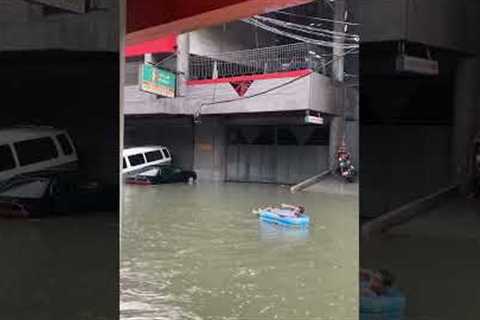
[
  {"x1": 253, "y1": 15, "x2": 359, "y2": 42},
  {"x1": 243, "y1": 18, "x2": 358, "y2": 50},
  {"x1": 274, "y1": 10, "x2": 360, "y2": 26}
]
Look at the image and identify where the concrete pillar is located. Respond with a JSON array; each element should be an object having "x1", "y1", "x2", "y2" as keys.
[
  {"x1": 176, "y1": 33, "x2": 190, "y2": 97},
  {"x1": 329, "y1": 0, "x2": 347, "y2": 170},
  {"x1": 452, "y1": 57, "x2": 480, "y2": 194},
  {"x1": 332, "y1": 0, "x2": 346, "y2": 83}
]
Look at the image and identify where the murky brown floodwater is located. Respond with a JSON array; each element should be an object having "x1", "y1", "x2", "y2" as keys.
[
  {"x1": 121, "y1": 182, "x2": 358, "y2": 320},
  {"x1": 0, "y1": 213, "x2": 118, "y2": 320}
]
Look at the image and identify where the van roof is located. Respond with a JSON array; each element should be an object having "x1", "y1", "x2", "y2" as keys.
[
  {"x1": 0, "y1": 126, "x2": 67, "y2": 145},
  {"x1": 123, "y1": 146, "x2": 168, "y2": 156}
]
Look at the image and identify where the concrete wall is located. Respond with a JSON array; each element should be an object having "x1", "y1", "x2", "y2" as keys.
[
  {"x1": 360, "y1": 66, "x2": 455, "y2": 217},
  {"x1": 225, "y1": 145, "x2": 329, "y2": 184},
  {"x1": 358, "y1": 0, "x2": 480, "y2": 53},
  {"x1": 189, "y1": 21, "x2": 274, "y2": 56},
  {"x1": 193, "y1": 118, "x2": 227, "y2": 181},
  {"x1": 124, "y1": 72, "x2": 338, "y2": 116},
  {"x1": 189, "y1": 116, "x2": 332, "y2": 183},
  {"x1": 452, "y1": 57, "x2": 480, "y2": 193},
  {"x1": 0, "y1": 0, "x2": 118, "y2": 51},
  {"x1": 124, "y1": 116, "x2": 195, "y2": 170},
  {"x1": 361, "y1": 125, "x2": 452, "y2": 218}
]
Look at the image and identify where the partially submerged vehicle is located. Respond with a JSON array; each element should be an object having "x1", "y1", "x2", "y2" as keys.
[
  {"x1": 0, "y1": 126, "x2": 78, "y2": 182},
  {"x1": 122, "y1": 146, "x2": 172, "y2": 176},
  {"x1": 0, "y1": 170, "x2": 105, "y2": 218},
  {"x1": 125, "y1": 165, "x2": 197, "y2": 185}
]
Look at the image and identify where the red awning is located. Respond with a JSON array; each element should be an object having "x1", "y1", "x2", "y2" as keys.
[{"x1": 125, "y1": 35, "x2": 177, "y2": 58}]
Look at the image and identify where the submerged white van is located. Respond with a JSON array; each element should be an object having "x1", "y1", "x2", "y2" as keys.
[
  {"x1": 122, "y1": 146, "x2": 172, "y2": 175},
  {"x1": 0, "y1": 126, "x2": 78, "y2": 182}
]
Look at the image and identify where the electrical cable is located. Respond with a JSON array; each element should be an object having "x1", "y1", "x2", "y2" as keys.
[
  {"x1": 273, "y1": 10, "x2": 360, "y2": 26},
  {"x1": 254, "y1": 15, "x2": 359, "y2": 41},
  {"x1": 243, "y1": 18, "x2": 358, "y2": 49}
]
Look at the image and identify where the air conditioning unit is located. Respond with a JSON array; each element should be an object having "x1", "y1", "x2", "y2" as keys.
[{"x1": 396, "y1": 54, "x2": 439, "y2": 76}]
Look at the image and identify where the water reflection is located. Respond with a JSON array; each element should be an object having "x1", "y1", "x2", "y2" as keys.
[
  {"x1": 121, "y1": 182, "x2": 358, "y2": 320},
  {"x1": 0, "y1": 214, "x2": 118, "y2": 320},
  {"x1": 258, "y1": 221, "x2": 310, "y2": 242}
]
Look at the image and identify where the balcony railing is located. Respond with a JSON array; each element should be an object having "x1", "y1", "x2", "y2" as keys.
[{"x1": 189, "y1": 42, "x2": 333, "y2": 80}]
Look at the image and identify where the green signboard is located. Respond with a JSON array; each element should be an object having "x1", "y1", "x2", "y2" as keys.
[{"x1": 139, "y1": 64, "x2": 176, "y2": 98}]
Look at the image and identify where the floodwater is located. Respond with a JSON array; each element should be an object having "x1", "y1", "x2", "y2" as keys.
[
  {"x1": 121, "y1": 182, "x2": 358, "y2": 320},
  {"x1": 0, "y1": 213, "x2": 118, "y2": 320},
  {"x1": 361, "y1": 197, "x2": 480, "y2": 320}
]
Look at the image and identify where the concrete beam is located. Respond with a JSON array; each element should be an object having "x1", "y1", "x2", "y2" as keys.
[
  {"x1": 126, "y1": 0, "x2": 312, "y2": 46},
  {"x1": 361, "y1": 185, "x2": 458, "y2": 239}
]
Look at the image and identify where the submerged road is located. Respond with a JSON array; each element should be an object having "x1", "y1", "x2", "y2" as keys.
[
  {"x1": 0, "y1": 212, "x2": 119, "y2": 320},
  {"x1": 121, "y1": 182, "x2": 358, "y2": 320},
  {"x1": 361, "y1": 196, "x2": 480, "y2": 320}
]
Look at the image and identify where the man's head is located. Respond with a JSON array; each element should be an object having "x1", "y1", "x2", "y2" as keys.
[{"x1": 370, "y1": 269, "x2": 395, "y2": 295}]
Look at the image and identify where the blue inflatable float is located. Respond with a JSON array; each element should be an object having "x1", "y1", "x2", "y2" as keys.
[
  {"x1": 258, "y1": 209, "x2": 310, "y2": 227},
  {"x1": 360, "y1": 286, "x2": 406, "y2": 320}
]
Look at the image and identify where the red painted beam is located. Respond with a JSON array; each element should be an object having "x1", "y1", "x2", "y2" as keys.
[
  {"x1": 127, "y1": 0, "x2": 312, "y2": 46},
  {"x1": 187, "y1": 69, "x2": 312, "y2": 86},
  {"x1": 125, "y1": 35, "x2": 177, "y2": 57}
]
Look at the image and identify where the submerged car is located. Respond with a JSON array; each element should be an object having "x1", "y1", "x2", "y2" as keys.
[
  {"x1": 0, "y1": 170, "x2": 107, "y2": 218},
  {"x1": 125, "y1": 165, "x2": 197, "y2": 185}
]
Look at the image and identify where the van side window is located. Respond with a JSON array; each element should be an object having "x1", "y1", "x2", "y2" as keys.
[
  {"x1": 56, "y1": 134, "x2": 74, "y2": 155},
  {"x1": 14, "y1": 137, "x2": 59, "y2": 166},
  {"x1": 128, "y1": 154, "x2": 145, "y2": 166},
  {"x1": 123, "y1": 158, "x2": 127, "y2": 169},
  {"x1": 0, "y1": 145, "x2": 16, "y2": 172},
  {"x1": 162, "y1": 148, "x2": 170, "y2": 158},
  {"x1": 145, "y1": 150, "x2": 164, "y2": 162}
]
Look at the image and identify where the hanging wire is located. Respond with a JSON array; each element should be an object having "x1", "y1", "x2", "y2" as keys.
[
  {"x1": 242, "y1": 18, "x2": 358, "y2": 49},
  {"x1": 253, "y1": 15, "x2": 359, "y2": 41},
  {"x1": 273, "y1": 10, "x2": 360, "y2": 26}
]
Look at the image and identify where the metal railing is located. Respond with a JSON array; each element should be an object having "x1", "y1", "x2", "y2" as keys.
[{"x1": 189, "y1": 42, "x2": 332, "y2": 80}]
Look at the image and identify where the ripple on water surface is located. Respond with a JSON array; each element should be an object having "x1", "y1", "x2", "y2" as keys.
[{"x1": 121, "y1": 183, "x2": 358, "y2": 320}]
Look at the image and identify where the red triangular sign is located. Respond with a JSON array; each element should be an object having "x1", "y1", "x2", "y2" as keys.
[{"x1": 230, "y1": 80, "x2": 253, "y2": 97}]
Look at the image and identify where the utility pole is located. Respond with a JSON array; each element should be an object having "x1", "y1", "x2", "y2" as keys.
[
  {"x1": 176, "y1": 33, "x2": 190, "y2": 97},
  {"x1": 329, "y1": 0, "x2": 347, "y2": 171}
]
